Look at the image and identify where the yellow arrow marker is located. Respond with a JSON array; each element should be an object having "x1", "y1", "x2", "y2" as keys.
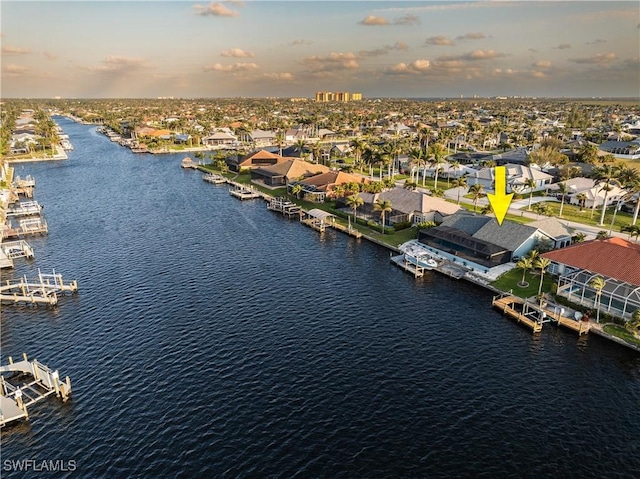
[{"x1": 487, "y1": 166, "x2": 514, "y2": 226}]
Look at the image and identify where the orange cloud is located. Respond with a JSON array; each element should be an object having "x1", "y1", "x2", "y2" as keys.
[
  {"x1": 193, "y1": 2, "x2": 239, "y2": 17},
  {"x1": 203, "y1": 62, "x2": 259, "y2": 72}
]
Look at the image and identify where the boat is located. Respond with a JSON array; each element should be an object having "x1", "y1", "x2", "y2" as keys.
[
  {"x1": 202, "y1": 173, "x2": 225, "y2": 184},
  {"x1": 404, "y1": 252, "x2": 438, "y2": 270}
]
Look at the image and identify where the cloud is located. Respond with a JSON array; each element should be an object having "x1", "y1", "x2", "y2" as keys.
[
  {"x1": 393, "y1": 14, "x2": 420, "y2": 26},
  {"x1": 43, "y1": 51, "x2": 58, "y2": 60},
  {"x1": 568, "y1": 52, "x2": 617, "y2": 64},
  {"x1": 2, "y1": 45, "x2": 31, "y2": 55},
  {"x1": 358, "y1": 41, "x2": 409, "y2": 58},
  {"x1": 221, "y1": 48, "x2": 254, "y2": 58},
  {"x1": 302, "y1": 52, "x2": 359, "y2": 72},
  {"x1": 359, "y1": 13, "x2": 419, "y2": 26},
  {"x1": 532, "y1": 60, "x2": 552, "y2": 68},
  {"x1": 586, "y1": 39, "x2": 607, "y2": 45},
  {"x1": 425, "y1": 36, "x2": 454, "y2": 46},
  {"x1": 553, "y1": 43, "x2": 571, "y2": 50},
  {"x1": 531, "y1": 71, "x2": 546, "y2": 79},
  {"x1": 4, "y1": 64, "x2": 28, "y2": 75},
  {"x1": 456, "y1": 32, "x2": 486, "y2": 41},
  {"x1": 262, "y1": 72, "x2": 294, "y2": 81},
  {"x1": 288, "y1": 39, "x2": 312, "y2": 47},
  {"x1": 359, "y1": 15, "x2": 389, "y2": 26},
  {"x1": 437, "y1": 50, "x2": 506, "y2": 62},
  {"x1": 203, "y1": 62, "x2": 259, "y2": 72},
  {"x1": 528, "y1": 48, "x2": 538, "y2": 53},
  {"x1": 388, "y1": 59, "x2": 431, "y2": 74},
  {"x1": 193, "y1": 2, "x2": 240, "y2": 17},
  {"x1": 85, "y1": 55, "x2": 154, "y2": 73}
]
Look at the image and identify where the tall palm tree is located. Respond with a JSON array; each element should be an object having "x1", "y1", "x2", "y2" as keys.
[
  {"x1": 452, "y1": 176, "x2": 468, "y2": 205},
  {"x1": 556, "y1": 182, "x2": 570, "y2": 217},
  {"x1": 346, "y1": 194, "x2": 364, "y2": 223},
  {"x1": 408, "y1": 147, "x2": 424, "y2": 184},
  {"x1": 516, "y1": 257, "x2": 533, "y2": 287},
  {"x1": 469, "y1": 183, "x2": 484, "y2": 212},
  {"x1": 534, "y1": 257, "x2": 551, "y2": 302},
  {"x1": 428, "y1": 143, "x2": 448, "y2": 190},
  {"x1": 592, "y1": 164, "x2": 621, "y2": 225},
  {"x1": 524, "y1": 178, "x2": 537, "y2": 210},
  {"x1": 373, "y1": 199, "x2": 393, "y2": 234},
  {"x1": 350, "y1": 137, "x2": 366, "y2": 172},
  {"x1": 294, "y1": 138, "x2": 307, "y2": 160},
  {"x1": 618, "y1": 166, "x2": 640, "y2": 226},
  {"x1": 588, "y1": 276, "x2": 606, "y2": 323},
  {"x1": 576, "y1": 192, "x2": 587, "y2": 211},
  {"x1": 290, "y1": 183, "x2": 303, "y2": 199}
]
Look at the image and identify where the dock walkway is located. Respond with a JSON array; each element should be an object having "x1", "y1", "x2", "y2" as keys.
[
  {"x1": 0, "y1": 269, "x2": 78, "y2": 305},
  {"x1": 390, "y1": 254, "x2": 424, "y2": 277},
  {"x1": 492, "y1": 293, "x2": 543, "y2": 333}
]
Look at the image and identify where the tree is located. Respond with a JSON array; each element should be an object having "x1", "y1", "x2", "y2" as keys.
[
  {"x1": 407, "y1": 147, "x2": 424, "y2": 184},
  {"x1": 578, "y1": 143, "x2": 599, "y2": 164},
  {"x1": 373, "y1": 199, "x2": 393, "y2": 234},
  {"x1": 592, "y1": 164, "x2": 621, "y2": 225},
  {"x1": 516, "y1": 257, "x2": 533, "y2": 287},
  {"x1": 556, "y1": 182, "x2": 569, "y2": 218},
  {"x1": 346, "y1": 194, "x2": 364, "y2": 222},
  {"x1": 452, "y1": 176, "x2": 468, "y2": 205},
  {"x1": 626, "y1": 309, "x2": 640, "y2": 336},
  {"x1": 588, "y1": 276, "x2": 606, "y2": 323},
  {"x1": 596, "y1": 230, "x2": 610, "y2": 240},
  {"x1": 576, "y1": 193, "x2": 587, "y2": 211},
  {"x1": 295, "y1": 139, "x2": 307, "y2": 160},
  {"x1": 621, "y1": 224, "x2": 640, "y2": 242},
  {"x1": 428, "y1": 142, "x2": 448, "y2": 190},
  {"x1": 469, "y1": 183, "x2": 484, "y2": 212},
  {"x1": 618, "y1": 166, "x2": 640, "y2": 226},
  {"x1": 290, "y1": 183, "x2": 303, "y2": 199},
  {"x1": 524, "y1": 178, "x2": 537, "y2": 210},
  {"x1": 534, "y1": 257, "x2": 551, "y2": 302}
]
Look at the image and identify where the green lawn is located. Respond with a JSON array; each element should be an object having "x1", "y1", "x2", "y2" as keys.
[
  {"x1": 540, "y1": 202, "x2": 635, "y2": 232},
  {"x1": 491, "y1": 267, "x2": 555, "y2": 299},
  {"x1": 603, "y1": 324, "x2": 640, "y2": 347}
]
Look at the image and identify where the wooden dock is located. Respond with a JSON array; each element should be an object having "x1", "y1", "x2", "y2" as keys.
[
  {"x1": 390, "y1": 254, "x2": 424, "y2": 277},
  {"x1": 0, "y1": 269, "x2": 78, "y2": 305},
  {"x1": 229, "y1": 184, "x2": 262, "y2": 200},
  {"x1": 492, "y1": 293, "x2": 543, "y2": 333},
  {"x1": 2, "y1": 240, "x2": 35, "y2": 260},
  {"x1": 203, "y1": 173, "x2": 226, "y2": 184},
  {"x1": 1, "y1": 218, "x2": 48, "y2": 240},
  {"x1": 543, "y1": 308, "x2": 590, "y2": 335},
  {"x1": 0, "y1": 353, "x2": 72, "y2": 427},
  {"x1": 268, "y1": 197, "x2": 302, "y2": 217}
]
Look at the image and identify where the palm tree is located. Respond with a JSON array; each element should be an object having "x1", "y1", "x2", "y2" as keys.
[
  {"x1": 350, "y1": 138, "x2": 366, "y2": 172},
  {"x1": 626, "y1": 309, "x2": 640, "y2": 336},
  {"x1": 373, "y1": 199, "x2": 393, "y2": 234},
  {"x1": 556, "y1": 182, "x2": 569, "y2": 218},
  {"x1": 407, "y1": 147, "x2": 424, "y2": 184},
  {"x1": 576, "y1": 192, "x2": 587, "y2": 211},
  {"x1": 524, "y1": 178, "x2": 537, "y2": 210},
  {"x1": 452, "y1": 176, "x2": 468, "y2": 205},
  {"x1": 619, "y1": 166, "x2": 640, "y2": 226},
  {"x1": 469, "y1": 183, "x2": 484, "y2": 212},
  {"x1": 516, "y1": 257, "x2": 533, "y2": 287},
  {"x1": 534, "y1": 257, "x2": 551, "y2": 302},
  {"x1": 621, "y1": 224, "x2": 640, "y2": 242},
  {"x1": 346, "y1": 194, "x2": 364, "y2": 223},
  {"x1": 588, "y1": 275, "x2": 606, "y2": 323},
  {"x1": 290, "y1": 183, "x2": 303, "y2": 199},
  {"x1": 592, "y1": 164, "x2": 621, "y2": 225},
  {"x1": 428, "y1": 143, "x2": 448, "y2": 190},
  {"x1": 294, "y1": 139, "x2": 307, "y2": 160}
]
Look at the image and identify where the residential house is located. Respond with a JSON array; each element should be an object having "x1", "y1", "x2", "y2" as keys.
[
  {"x1": 598, "y1": 139, "x2": 640, "y2": 160},
  {"x1": 240, "y1": 129, "x2": 276, "y2": 147},
  {"x1": 527, "y1": 217, "x2": 573, "y2": 249},
  {"x1": 357, "y1": 188, "x2": 462, "y2": 226},
  {"x1": 417, "y1": 211, "x2": 554, "y2": 273},
  {"x1": 251, "y1": 159, "x2": 330, "y2": 187},
  {"x1": 294, "y1": 171, "x2": 368, "y2": 202},
  {"x1": 227, "y1": 149, "x2": 287, "y2": 172},
  {"x1": 467, "y1": 163, "x2": 552, "y2": 194},
  {"x1": 202, "y1": 129, "x2": 239, "y2": 148},
  {"x1": 549, "y1": 177, "x2": 627, "y2": 209},
  {"x1": 542, "y1": 238, "x2": 640, "y2": 320}
]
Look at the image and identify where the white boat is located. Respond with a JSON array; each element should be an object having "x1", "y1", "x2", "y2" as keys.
[{"x1": 404, "y1": 253, "x2": 438, "y2": 270}]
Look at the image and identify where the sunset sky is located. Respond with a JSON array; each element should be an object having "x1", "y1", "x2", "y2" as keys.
[{"x1": 1, "y1": 1, "x2": 638, "y2": 98}]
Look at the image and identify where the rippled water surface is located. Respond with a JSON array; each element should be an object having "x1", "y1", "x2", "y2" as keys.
[{"x1": 1, "y1": 118, "x2": 639, "y2": 478}]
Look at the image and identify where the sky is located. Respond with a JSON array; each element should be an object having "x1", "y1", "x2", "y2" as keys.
[{"x1": 1, "y1": 0, "x2": 639, "y2": 98}]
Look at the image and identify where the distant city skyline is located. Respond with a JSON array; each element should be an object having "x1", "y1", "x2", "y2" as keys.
[{"x1": 1, "y1": 1, "x2": 639, "y2": 99}]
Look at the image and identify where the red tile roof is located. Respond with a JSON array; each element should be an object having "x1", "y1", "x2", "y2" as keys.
[{"x1": 542, "y1": 238, "x2": 640, "y2": 286}]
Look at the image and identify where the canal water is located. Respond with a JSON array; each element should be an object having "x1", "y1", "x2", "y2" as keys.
[{"x1": 1, "y1": 118, "x2": 639, "y2": 478}]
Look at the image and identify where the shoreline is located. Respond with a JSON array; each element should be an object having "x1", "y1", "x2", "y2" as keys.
[{"x1": 197, "y1": 166, "x2": 640, "y2": 354}]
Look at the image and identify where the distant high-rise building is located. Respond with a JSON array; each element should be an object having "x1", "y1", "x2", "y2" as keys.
[{"x1": 315, "y1": 91, "x2": 362, "y2": 102}]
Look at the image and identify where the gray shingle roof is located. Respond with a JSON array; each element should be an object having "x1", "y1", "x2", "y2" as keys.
[{"x1": 473, "y1": 219, "x2": 539, "y2": 252}]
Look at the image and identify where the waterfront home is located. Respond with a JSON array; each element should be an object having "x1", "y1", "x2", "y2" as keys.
[
  {"x1": 542, "y1": 237, "x2": 640, "y2": 320},
  {"x1": 202, "y1": 130, "x2": 239, "y2": 148},
  {"x1": 417, "y1": 211, "x2": 554, "y2": 273},
  {"x1": 227, "y1": 150, "x2": 287, "y2": 172},
  {"x1": 550, "y1": 177, "x2": 627, "y2": 209},
  {"x1": 357, "y1": 188, "x2": 462, "y2": 226},
  {"x1": 467, "y1": 163, "x2": 552, "y2": 194},
  {"x1": 239, "y1": 129, "x2": 276, "y2": 147},
  {"x1": 251, "y1": 159, "x2": 330, "y2": 187},
  {"x1": 295, "y1": 171, "x2": 368, "y2": 201},
  {"x1": 490, "y1": 147, "x2": 529, "y2": 166}
]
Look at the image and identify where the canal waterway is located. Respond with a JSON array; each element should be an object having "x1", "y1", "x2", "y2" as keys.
[{"x1": 1, "y1": 117, "x2": 639, "y2": 478}]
